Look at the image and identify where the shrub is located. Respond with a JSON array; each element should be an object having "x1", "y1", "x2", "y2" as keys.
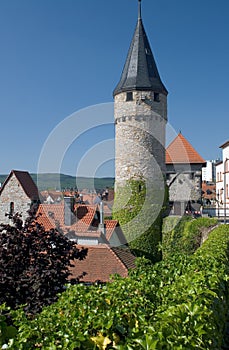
[
  {"x1": 3, "y1": 225, "x2": 229, "y2": 349},
  {"x1": 0, "y1": 213, "x2": 87, "y2": 314},
  {"x1": 162, "y1": 216, "x2": 217, "y2": 257}
]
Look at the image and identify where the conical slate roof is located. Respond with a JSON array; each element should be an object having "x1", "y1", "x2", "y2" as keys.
[
  {"x1": 166, "y1": 133, "x2": 205, "y2": 164},
  {"x1": 113, "y1": 1, "x2": 167, "y2": 96}
]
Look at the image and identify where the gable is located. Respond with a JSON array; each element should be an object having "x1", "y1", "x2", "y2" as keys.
[
  {"x1": 0, "y1": 170, "x2": 39, "y2": 200},
  {"x1": 166, "y1": 133, "x2": 205, "y2": 165}
]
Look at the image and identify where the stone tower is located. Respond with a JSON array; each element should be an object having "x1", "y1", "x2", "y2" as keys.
[{"x1": 114, "y1": 0, "x2": 168, "y2": 188}]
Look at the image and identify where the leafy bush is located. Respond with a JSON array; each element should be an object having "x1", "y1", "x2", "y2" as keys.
[
  {"x1": 0, "y1": 305, "x2": 17, "y2": 349},
  {"x1": 113, "y1": 178, "x2": 167, "y2": 262},
  {"x1": 0, "y1": 213, "x2": 87, "y2": 314},
  {"x1": 2, "y1": 223, "x2": 229, "y2": 349},
  {"x1": 162, "y1": 216, "x2": 217, "y2": 258}
]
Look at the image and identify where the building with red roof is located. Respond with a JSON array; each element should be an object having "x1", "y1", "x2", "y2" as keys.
[
  {"x1": 0, "y1": 170, "x2": 40, "y2": 224},
  {"x1": 36, "y1": 201, "x2": 127, "y2": 247},
  {"x1": 0, "y1": 170, "x2": 135, "y2": 283},
  {"x1": 69, "y1": 245, "x2": 136, "y2": 283},
  {"x1": 215, "y1": 141, "x2": 229, "y2": 219},
  {"x1": 166, "y1": 133, "x2": 206, "y2": 215},
  {"x1": 36, "y1": 199, "x2": 133, "y2": 282}
]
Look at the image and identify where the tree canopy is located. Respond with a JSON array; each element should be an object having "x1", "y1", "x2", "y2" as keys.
[{"x1": 0, "y1": 212, "x2": 87, "y2": 314}]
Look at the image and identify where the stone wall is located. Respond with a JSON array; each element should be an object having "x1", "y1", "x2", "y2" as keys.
[
  {"x1": 114, "y1": 91, "x2": 167, "y2": 186},
  {"x1": 0, "y1": 174, "x2": 31, "y2": 225},
  {"x1": 166, "y1": 163, "x2": 203, "y2": 203}
]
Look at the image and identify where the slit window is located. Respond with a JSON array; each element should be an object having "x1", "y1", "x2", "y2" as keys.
[
  {"x1": 9, "y1": 202, "x2": 14, "y2": 216},
  {"x1": 126, "y1": 92, "x2": 133, "y2": 101},
  {"x1": 154, "y1": 92, "x2": 160, "y2": 102}
]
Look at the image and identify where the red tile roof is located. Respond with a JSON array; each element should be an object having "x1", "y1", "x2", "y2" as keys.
[
  {"x1": 40, "y1": 190, "x2": 63, "y2": 201},
  {"x1": 36, "y1": 203, "x2": 127, "y2": 247},
  {"x1": 69, "y1": 245, "x2": 136, "y2": 283},
  {"x1": 36, "y1": 203, "x2": 97, "y2": 233},
  {"x1": 104, "y1": 219, "x2": 118, "y2": 240},
  {"x1": 0, "y1": 170, "x2": 40, "y2": 200},
  {"x1": 166, "y1": 133, "x2": 205, "y2": 164},
  {"x1": 36, "y1": 204, "x2": 133, "y2": 283}
]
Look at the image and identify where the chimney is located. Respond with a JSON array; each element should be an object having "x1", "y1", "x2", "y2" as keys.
[
  {"x1": 79, "y1": 193, "x2": 83, "y2": 203},
  {"x1": 99, "y1": 201, "x2": 106, "y2": 236},
  {"x1": 64, "y1": 197, "x2": 76, "y2": 226}
]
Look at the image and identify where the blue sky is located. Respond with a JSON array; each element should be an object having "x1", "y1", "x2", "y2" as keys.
[{"x1": 0, "y1": 0, "x2": 228, "y2": 177}]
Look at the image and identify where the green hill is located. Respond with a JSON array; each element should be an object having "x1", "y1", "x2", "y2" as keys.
[{"x1": 0, "y1": 173, "x2": 115, "y2": 192}]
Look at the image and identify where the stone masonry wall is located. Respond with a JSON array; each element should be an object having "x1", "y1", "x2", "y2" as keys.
[
  {"x1": 166, "y1": 163, "x2": 203, "y2": 203},
  {"x1": 167, "y1": 172, "x2": 202, "y2": 202},
  {"x1": 114, "y1": 91, "x2": 167, "y2": 186},
  {"x1": 0, "y1": 174, "x2": 31, "y2": 225}
]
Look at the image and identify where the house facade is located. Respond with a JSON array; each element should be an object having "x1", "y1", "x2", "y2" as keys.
[
  {"x1": 202, "y1": 160, "x2": 217, "y2": 183},
  {"x1": 0, "y1": 170, "x2": 40, "y2": 225},
  {"x1": 166, "y1": 133, "x2": 206, "y2": 216},
  {"x1": 215, "y1": 141, "x2": 229, "y2": 219}
]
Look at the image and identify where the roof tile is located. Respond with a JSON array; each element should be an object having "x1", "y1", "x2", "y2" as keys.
[
  {"x1": 69, "y1": 245, "x2": 136, "y2": 283},
  {"x1": 166, "y1": 133, "x2": 205, "y2": 164}
]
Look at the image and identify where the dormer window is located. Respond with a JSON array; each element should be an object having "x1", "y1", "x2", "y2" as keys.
[
  {"x1": 154, "y1": 92, "x2": 160, "y2": 102},
  {"x1": 126, "y1": 92, "x2": 133, "y2": 101}
]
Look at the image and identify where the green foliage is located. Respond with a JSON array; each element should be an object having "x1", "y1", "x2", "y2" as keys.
[
  {"x1": 0, "y1": 213, "x2": 87, "y2": 314},
  {"x1": 113, "y1": 178, "x2": 167, "y2": 262},
  {"x1": 0, "y1": 305, "x2": 17, "y2": 348},
  {"x1": 162, "y1": 216, "x2": 218, "y2": 258},
  {"x1": 3, "y1": 224, "x2": 229, "y2": 349},
  {"x1": 128, "y1": 216, "x2": 162, "y2": 262}
]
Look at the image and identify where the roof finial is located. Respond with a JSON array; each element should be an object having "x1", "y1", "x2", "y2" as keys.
[{"x1": 138, "y1": 0, "x2": 142, "y2": 20}]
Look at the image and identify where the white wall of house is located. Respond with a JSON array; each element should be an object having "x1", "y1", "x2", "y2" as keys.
[
  {"x1": 216, "y1": 142, "x2": 229, "y2": 217},
  {"x1": 202, "y1": 160, "x2": 216, "y2": 182}
]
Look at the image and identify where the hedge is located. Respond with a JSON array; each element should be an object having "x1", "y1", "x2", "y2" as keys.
[
  {"x1": 162, "y1": 216, "x2": 218, "y2": 257},
  {"x1": 1, "y1": 225, "x2": 229, "y2": 349}
]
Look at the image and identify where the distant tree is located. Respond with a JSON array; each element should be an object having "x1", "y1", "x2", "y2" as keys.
[{"x1": 0, "y1": 211, "x2": 87, "y2": 314}]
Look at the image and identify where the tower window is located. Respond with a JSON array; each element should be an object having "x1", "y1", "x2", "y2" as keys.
[
  {"x1": 126, "y1": 92, "x2": 133, "y2": 101},
  {"x1": 154, "y1": 92, "x2": 160, "y2": 102}
]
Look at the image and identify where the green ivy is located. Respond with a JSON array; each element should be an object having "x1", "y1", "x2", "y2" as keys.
[
  {"x1": 162, "y1": 216, "x2": 217, "y2": 258},
  {"x1": 113, "y1": 178, "x2": 168, "y2": 262}
]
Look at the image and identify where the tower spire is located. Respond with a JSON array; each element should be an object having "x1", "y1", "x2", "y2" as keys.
[
  {"x1": 113, "y1": 0, "x2": 167, "y2": 96},
  {"x1": 138, "y1": 0, "x2": 142, "y2": 20}
]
